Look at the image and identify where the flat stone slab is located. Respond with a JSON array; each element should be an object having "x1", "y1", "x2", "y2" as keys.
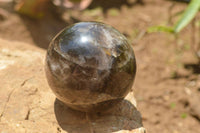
[{"x1": 0, "y1": 38, "x2": 145, "y2": 133}]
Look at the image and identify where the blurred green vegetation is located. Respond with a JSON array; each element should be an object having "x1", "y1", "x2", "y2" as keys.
[
  {"x1": 148, "y1": 0, "x2": 200, "y2": 62},
  {"x1": 148, "y1": 0, "x2": 200, "y2": 33}
]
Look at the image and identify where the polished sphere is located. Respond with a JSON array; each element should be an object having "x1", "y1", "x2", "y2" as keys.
[{"x1": 45, "y1": 22, "x2": 136, "y2": 112}]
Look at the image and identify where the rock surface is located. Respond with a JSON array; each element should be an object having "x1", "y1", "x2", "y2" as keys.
[{"x1": 0, "y1": 38, "x2": 145, "y2": 133}]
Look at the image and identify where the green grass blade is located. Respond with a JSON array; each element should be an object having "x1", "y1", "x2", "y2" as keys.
[{"x1": 174, "y1": 0, "x2": 200, "y2": 33}]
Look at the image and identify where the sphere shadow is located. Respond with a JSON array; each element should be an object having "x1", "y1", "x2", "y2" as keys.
[
  {"x1": 19, "y1": 14, "x2": 69, "y2": 49},
  {"x1": 19, "y1": 4, "x2": 81, "y2": 49},
  {"x1": 54, "y1": 98, "x2": 143, "y2": 133}
]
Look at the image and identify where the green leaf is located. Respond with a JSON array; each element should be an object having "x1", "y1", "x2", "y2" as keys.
[
  {"x1": 174, "y1": 0, "x2": 200, "y2": 33},
  {"x1": 170, "y1": 103, "x2": 176, "y2": 109},
  {"x1": 108, "y1": 8, "x2": 120, "y2": 16},
  {"x1": 147, "y1": 26, "x2": 174, "y2": 33},
  {"x1": 181, "y1": 113, "x2": 188, "y2": 119},
  {"x1": 69, "y1": 0, "x2": 82, "y2": 3}
]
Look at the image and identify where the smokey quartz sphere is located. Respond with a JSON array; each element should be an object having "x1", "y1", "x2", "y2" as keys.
[{"x1": 45, "y1": 22, "x2": 136, "y2": 112}]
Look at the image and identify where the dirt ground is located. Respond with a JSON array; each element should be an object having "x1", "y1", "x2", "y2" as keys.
[{"x1": 0, "y1": 0, "x2": 200, "y2": 133}]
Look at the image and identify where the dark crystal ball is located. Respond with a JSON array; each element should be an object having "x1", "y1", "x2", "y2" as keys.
[{"x1": 45, "y1": 22, "x2": 136, "y2": 112}]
